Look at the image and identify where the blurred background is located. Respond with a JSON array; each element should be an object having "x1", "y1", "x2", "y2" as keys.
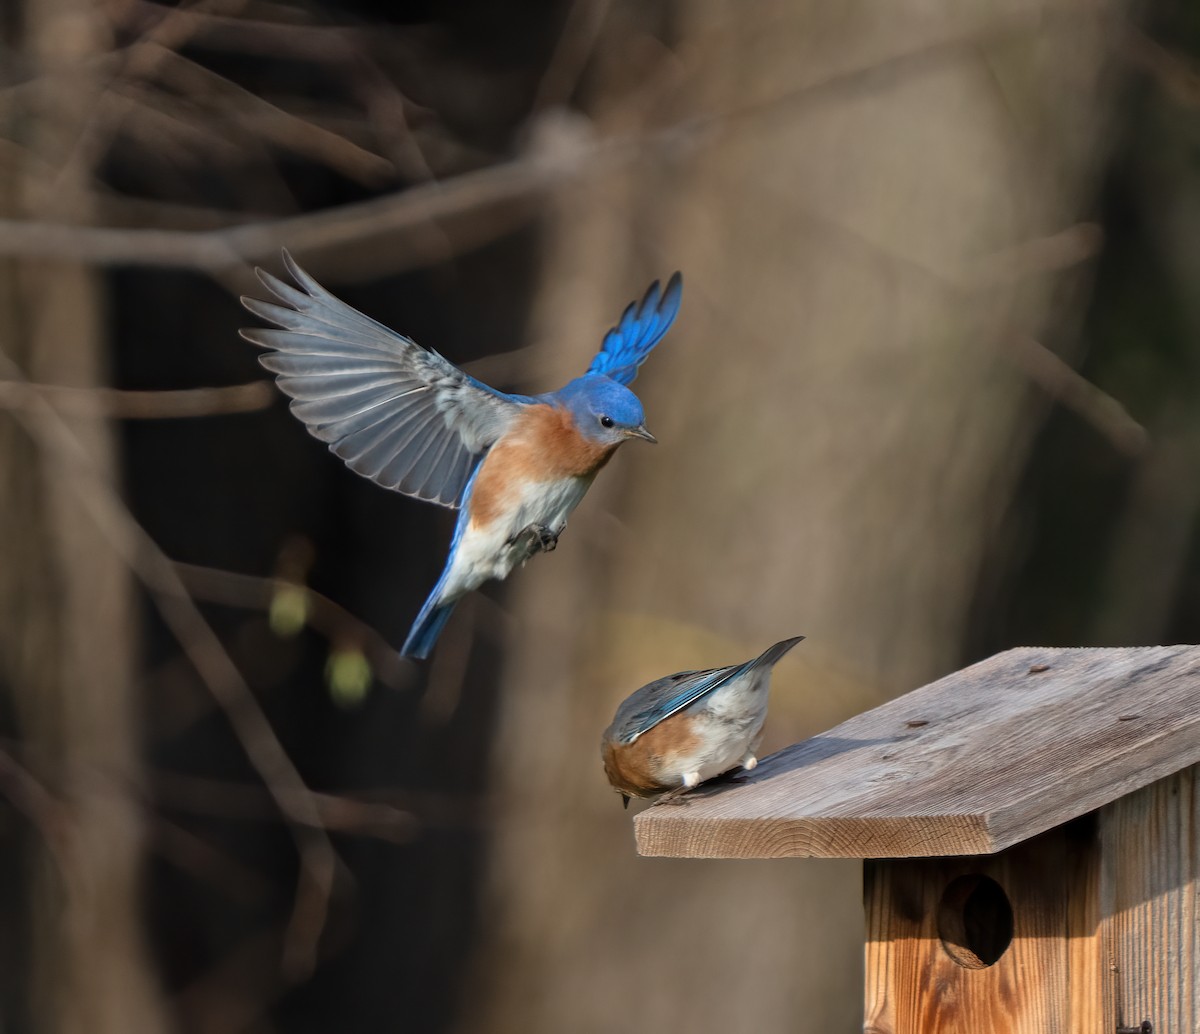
[{"x1": 1, "y1": 0, "x2": 1197, "y2": 1030}]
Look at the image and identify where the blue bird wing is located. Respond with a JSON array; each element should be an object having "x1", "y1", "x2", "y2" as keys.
[
  {"x1": 585, "y1": 272, "x2": 683, "y2": 387},
  {"x1": 610, "y1": 636, "x2": 805, "y2": 744},
  {"x1": 241, "y1": 250, "x2": 532, "y2": 509},
  {"x1": 611, "y1": 665, "x2": 732, "y2": 745}
]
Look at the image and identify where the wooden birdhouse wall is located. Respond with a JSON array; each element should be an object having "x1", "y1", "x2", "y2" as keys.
[
  {"x1": 1099, "y1": 764, "x2": 1199, "y2": 1032},
  {"x1": 635, "y1": 647, "x2": 1200, "y2": 1030},
  {"x1": 864, "y1": 763, "x2": 1200, "y2": 1034}
]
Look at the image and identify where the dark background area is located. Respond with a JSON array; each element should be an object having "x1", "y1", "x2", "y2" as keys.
[{"x1": 3, "y1": 1, "x2": 1199, "y2": 1032}]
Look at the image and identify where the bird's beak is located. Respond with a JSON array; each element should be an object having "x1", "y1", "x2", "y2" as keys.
[
  {"x1": 622, "y1": 794, "x2": 631, "y2": 810},
  {"x1": 626, "y1": 425, "x2": 657, "y2": 444}
]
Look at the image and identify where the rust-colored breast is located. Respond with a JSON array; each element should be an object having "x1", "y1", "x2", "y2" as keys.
[
  {"x1": 470, "y1": 404, "x2": 617, "y2": 528},
  {"x1": 602, "y1": 714, "x2": 703, "y2": 800}
]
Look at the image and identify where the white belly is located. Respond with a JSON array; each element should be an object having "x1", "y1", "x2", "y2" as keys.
[
  {"x1": 668, "y1": 668, "x2": 772, "y2": 783},
  {"x1": 440, "y1": 475, "x2": 593, "y2": 599}
]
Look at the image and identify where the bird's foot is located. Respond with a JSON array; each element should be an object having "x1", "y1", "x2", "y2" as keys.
[
  {"x1": 653, "y1": 786, "x2": 694, "y2": 807},
  {"x1": 653, "y1": 772, "x2": 702, "y2": 807},
  {"x1": 532, "y1": 524, "x2": 559, "y2": 553},
  {"x1": 508, "y1": 523, "x2": 560, "y2": 558}
]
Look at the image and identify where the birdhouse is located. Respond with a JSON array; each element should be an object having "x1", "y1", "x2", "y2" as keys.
[{"x1": 634, "y1": 646, "x2": 1200, "y2": 1034}]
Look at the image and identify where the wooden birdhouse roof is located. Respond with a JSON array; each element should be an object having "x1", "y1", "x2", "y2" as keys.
[{"x1": 635, "y1": 645, "x2": 1200, "y2": 859}]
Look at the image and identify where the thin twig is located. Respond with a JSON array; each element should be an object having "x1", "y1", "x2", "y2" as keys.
[
  {"x1": 0, "y1": 136, "x2": 588, "y2": 272},
  {"x1": 172, "y1": 560, "x2": 414, "y2": 692},
  {"x1": 0, "y1": 747, "x2": 73, "y2": 865},
  {"x1": 530, "y1": 0, "x2": 615, "y2": 114},
  {"x1": 0, "y1": 346, "x2": 338, "y2": 979},
  {"x1": 0, "y1": 2, "x2": 1106, "y2": 273},
  {"x1": 39, "y1": 0, "x2": 257, "y2": 210},
  {"x1": 147, "y1": 46, "x2": 395, "y2": 185},
  {"x1": 1008, "y1": 334, "x2": 1149, "y2": 456},
  {"x1": 148, "y1": 813, "x2": 275, "y2": 903},
  {"x1": 0, "y1": 379, "x2": 273, "y2": 418},
  {"x1": 957, "y1": 223, "x2": 1105, "y2": 288},
  {"x1": 117, "y1": 2, "x2": 441, "y2": 181},
  {"x1": 748, "y1": 188, "x2": 1141, "y2": 455},
  {"x1": 1120, "y1": 26, "x2": 1200, "y2": 108},
  {"x1": 172, "y1": 928, "x2": 288, "y2": 1034},
  {"x1": 152, "y1": 770, "x2": 418, "y2": 843}
]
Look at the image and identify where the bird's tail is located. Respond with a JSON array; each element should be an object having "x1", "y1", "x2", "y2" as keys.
[
  {"x1": 745, "y1": 635, "x2": 806, "y2": 673},
  {"x1": 401, "y1": 594, "x2": 459, "y2": 660}
]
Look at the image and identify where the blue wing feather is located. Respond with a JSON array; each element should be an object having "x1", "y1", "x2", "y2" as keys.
[
  {"x1": 612, "y1": 636, "x2": 804, "y2": 744},
  {"x1": 586, "y1": 273, "x2": 683, "y2": 386}
]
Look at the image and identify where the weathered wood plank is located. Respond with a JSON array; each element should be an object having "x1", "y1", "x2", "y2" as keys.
[
  {"x1": 1099, "y1": 765, "x2": 1199, "y2": 1033},
  {"x1": 635, "y1": 646, "x2": 1200, "y2": 858},
  {"x1": 863, "y1": 822, "x2": 1102, "y2": 1033}
]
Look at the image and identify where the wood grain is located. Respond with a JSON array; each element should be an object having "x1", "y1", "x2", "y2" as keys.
[
  {"x1": 863, "y1": 822, "x2": 1102, "y2": 1033},
  {"x1": 1098, "y1": 765, "x2": 1199, "y2": 1033},
  {"x1": 635, "y1": 646, "x2": 1200, "y2": 858}
]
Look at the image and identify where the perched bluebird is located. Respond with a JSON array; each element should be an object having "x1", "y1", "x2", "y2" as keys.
[
  {"x1": 240, "y1": 251, "x2": 683, "y2": 659},
  {"x1": 601, "y1": 636, "x2": 805, "y2": 807}
]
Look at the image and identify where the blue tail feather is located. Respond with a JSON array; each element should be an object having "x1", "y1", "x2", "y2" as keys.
[
  {"x1": 402, "y1": 594, "x2": 458, "y2": 660},
  {"x1": 744, "y1": 635, "x2": 806, "y2": 673},
  {"x1": 401, "y1": 460, "x2": 482, "y2": 660}
]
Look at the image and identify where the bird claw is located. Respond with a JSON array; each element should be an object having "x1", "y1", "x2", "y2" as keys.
[
  {"x1": 510, "y1": 523, "x2": 560, "y2": 556},
  {"x1": 533, "y1": 525, "x2": 559, "y2": 553},
  {"x1": 652, "y1": 785, "x2": 695, "y2": 807}
]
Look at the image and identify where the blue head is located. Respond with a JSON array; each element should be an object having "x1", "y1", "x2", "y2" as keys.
[{"x1": 557, "y1": 374, "x2": 656, "y2": 447}]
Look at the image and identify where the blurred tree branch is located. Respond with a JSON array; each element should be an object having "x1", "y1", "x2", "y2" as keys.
[
  {"x1": 0, "y1": 379, "x2": 273, "y2": 417},
  {"x1": 0, "y1": 345, "x2": 340, "y2": 979},
  {"x1": 151, "y1": 770, "x2": 419, "y2": 842},
  {"x1": 0, "y1": 2, "x2": 1124, "y2": 278},
  {"x1": 1120, "y1": 26, "x2": 1200, "y2": 108},
  {"x1": 0, "y1": 1, "x2": 1149, "y2": 463},
  {"x1": 173, "y1": 560, "x2": 415, "y2": 692}
]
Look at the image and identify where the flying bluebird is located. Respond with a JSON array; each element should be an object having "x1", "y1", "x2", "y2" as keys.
[
  {"x1": 240, "y1": 251, "x2": 683, "y2": 659},
  {"x1": 601, "y1": 636, "x2": 805, "y2": 807}
]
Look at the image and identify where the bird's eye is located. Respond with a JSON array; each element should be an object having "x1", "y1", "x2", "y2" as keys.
[{"x1": 599, "y1": 415, "x2": 614, "y2": 428}]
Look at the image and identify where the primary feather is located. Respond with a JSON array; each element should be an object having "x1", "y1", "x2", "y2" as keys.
[
  {"x1": 240, "y1": 251, "x2": 529, "y2": 509},
  {"x1": 586, "y1": 273, "x2": 683, "y2": 387}
]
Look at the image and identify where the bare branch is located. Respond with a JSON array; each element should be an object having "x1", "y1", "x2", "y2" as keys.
[
  {"x1": 0, "y1": 138, "x2": 585, "y2": 273},
  {"x1": 0, "y1": 380, "x2": 274, "y2": 418},
  {"x1": 148, "y1": 814, "x2": 275, "y2": 903},
  {"x1": 766, "y1": 198, "x2": 1141, "y2": 455},
  {"x1": 172, "y1": 560, "x2": 415, "y2": 692},
  {"x1": 1121, "y1": 26, "x2": 1200, "y2": 108},
  {"x1": 152, "y1": 770, "x2": 418, "y2": 844},
  {"x1": 1007, "y1": 333, "x2": 1149, "y2": 457},
  {"x1": 531, "y1": 0, "x2": 615, "y2": 114},
  {"x1": 0, "y1": 3, "x2": 1109, "y2": 275},
  {"x1": 0, "y1": 346, "x2": 338, "y2": 979},
  {"x1": 0, "y1": 748, "x2": 73, "y2": 864},
  {"x1": 146, "y1": 46, "x2": 396, "y2": 186},
  {"x1": 172, "y1": 928, "x2": 288, "y2": 1034},
  {"x1": 958, "y1": 223, "x2": 1105, "y2": 287}
]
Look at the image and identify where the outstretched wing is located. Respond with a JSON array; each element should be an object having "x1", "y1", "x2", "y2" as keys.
[
  {"x1": 611, "y1": 636, "x2": 804, "y2": 744},
  {"x1": 241, "y1": 251, "x2": 528, "y2": 509},
  {"x1": 586, "y1": 272, "x2": 683, "y2": 387}
]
